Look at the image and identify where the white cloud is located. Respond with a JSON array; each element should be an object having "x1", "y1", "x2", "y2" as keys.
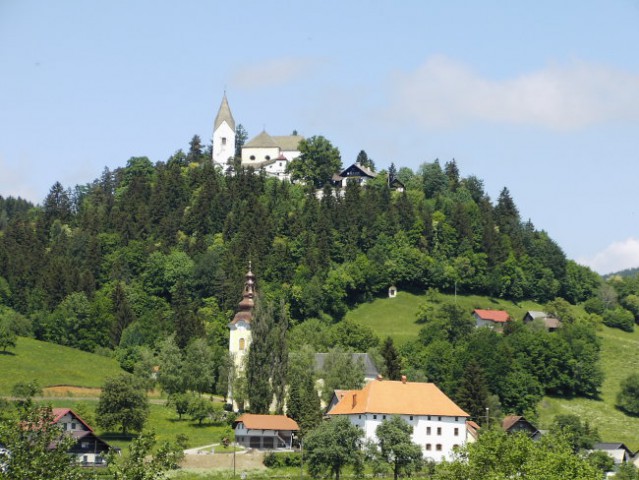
[
  {"x1": 578, "y1": 238, "x2": 639, "y2": 275},
  {"x1": 389, "y1": 56, "x2": 639, "y2": 130},
  {"x1": 231, "y1": 57, "x2": 322, "y2": 90}
]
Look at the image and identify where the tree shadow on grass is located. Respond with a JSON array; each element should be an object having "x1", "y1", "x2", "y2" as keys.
[
  {"x1": 0, "y1": 351, "x2": 16, "y2": 356},
  {"x1": 100, "y1": 432, "x2": 138, "y2": 442}
]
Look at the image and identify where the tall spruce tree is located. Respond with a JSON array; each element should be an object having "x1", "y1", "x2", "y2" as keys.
[
  {"x1": 381, "y1": 336, "x2": 402, "y2": 380},
  {"x1": 455, "y1": 360, "x2": 490, "y2": 425},
  {"x1": 247, "y1": 299, "x2": 274, "y2": 413}
]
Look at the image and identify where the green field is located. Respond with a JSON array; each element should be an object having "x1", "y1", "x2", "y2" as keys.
[{"x1": 0, "y1": 336, "x2": 124, "y2": 395}]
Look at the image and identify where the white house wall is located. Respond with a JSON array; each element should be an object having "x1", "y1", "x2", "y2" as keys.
[
  {"x1": 242, "y1": 146, "x2": 280, "y2": 164},
  {"x1": 345, "y1": 414, "x2": 466, "y2": 462}
]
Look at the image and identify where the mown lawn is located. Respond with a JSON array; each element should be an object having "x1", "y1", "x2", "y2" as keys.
[{"x1": 0, "y1": 336, "x2": 123, "y2": 395}]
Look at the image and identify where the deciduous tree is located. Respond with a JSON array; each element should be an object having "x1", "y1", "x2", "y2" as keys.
[
  {"x1": 97, "y1": 374, "x2": 149, "y2": 435},
  {"x1": 375, "y1": 416, "x2": 422, "y2": 480}
]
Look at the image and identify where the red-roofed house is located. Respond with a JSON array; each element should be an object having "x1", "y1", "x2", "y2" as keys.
[
  {"x1": 233, "y1": 414, "x2": 299, "y2": 450},
  {"x1": 51, "y1": 408, "x2": 113, "y2": 466},
  {"x1": 327, "y1": 377, "x2": 469, "y2": 462},
  {"x1": 473, "y1": 309, "x2": 511, "y2": 330}
]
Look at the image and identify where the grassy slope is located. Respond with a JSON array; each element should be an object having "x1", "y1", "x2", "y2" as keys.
[
  {"x1": 344, "y1": 290, "x2": 543, "y2": 344},
  {"x1": 0, "y1": 336, "x2": 123, "y2": 395},
  {"x1": 347, "y1": 293, "x2": 639, "y2": 450}
]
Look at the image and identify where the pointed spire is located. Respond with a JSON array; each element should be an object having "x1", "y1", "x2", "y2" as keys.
[
  {"x1": 214, "y1": 93, "x2": 236, "y2": 131},
  {"x1": 231, "y1": 262, "x2": 256, "y2": 324}
]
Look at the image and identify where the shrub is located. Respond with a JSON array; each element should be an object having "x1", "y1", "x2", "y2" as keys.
[{"x1": 263, "y1": 451, "x2": 302, "y2": 468}]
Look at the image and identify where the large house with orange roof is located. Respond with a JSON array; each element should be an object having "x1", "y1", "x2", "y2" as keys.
[{"x1": 327, "y1": 377, "x2": 469, "y2": 462}]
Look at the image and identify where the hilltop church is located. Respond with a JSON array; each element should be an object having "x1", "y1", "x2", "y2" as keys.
[{"x1": 212, "y1": 94, "x2": 303, "y2": 179}]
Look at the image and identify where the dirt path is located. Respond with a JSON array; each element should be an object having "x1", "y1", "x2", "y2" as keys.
[{"x1": 180, "y1": 449, "x2": 266, "y2": 471}]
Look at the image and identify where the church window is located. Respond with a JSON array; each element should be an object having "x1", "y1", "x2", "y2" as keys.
[
  {"x1": 250, "y1": 155, "x2": 256, "y2": 160},
  {"x1": 239, "y1": 338, "x2": 246, "y2": 350},
  {"x1": 265, "y1": 155, "x2": 271, "y2": 160},
  {"x1": 222, "y1": 137, "x2": 227, "y2": 145}
]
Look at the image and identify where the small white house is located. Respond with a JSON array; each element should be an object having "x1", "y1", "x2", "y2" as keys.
[
  {"x1": 327, "y1": 377, "x2": 469, "y2": 462},
  {"x1": 473, "y1": 309, "x2": 510, "y2": 330},
  {"x1": 52, "y1": 408, "x2": 112, "y2": 466},
  {"x1": 233, "y1": 414, "x2": 299, "y2": 450}
]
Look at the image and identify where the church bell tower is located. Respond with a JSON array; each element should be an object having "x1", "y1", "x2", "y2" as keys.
[{"x1": 212, "y1": 93, "x2": 236, "y2": 168}]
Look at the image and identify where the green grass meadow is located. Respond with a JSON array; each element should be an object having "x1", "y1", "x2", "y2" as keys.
[{"x1": 0, "y1": 336, "x2": 124, "y2": 395}]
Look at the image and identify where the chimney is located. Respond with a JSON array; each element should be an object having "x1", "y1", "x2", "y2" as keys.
[
  {"x1": 401, "y1": 375, "x2": 407, "y2": 384},
  {"x1": 352, "y1": 393, "x2": 357, "y2": 408}
]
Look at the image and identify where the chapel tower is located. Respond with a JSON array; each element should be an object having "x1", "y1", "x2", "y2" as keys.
[
  {"x1": 212, "y1": 93, "x2": 236, "y2": 168},
  {"x1": 228, "y1": 262, "x2": 255, "y2": 371}
]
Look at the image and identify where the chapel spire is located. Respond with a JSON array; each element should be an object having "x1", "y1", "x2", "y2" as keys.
[
  {"x1": 231, "y1": 262, "x2": 256, "y2": 324},
  {"x1": 214, "y1": 92, "x2": 236, "y2": 131}
]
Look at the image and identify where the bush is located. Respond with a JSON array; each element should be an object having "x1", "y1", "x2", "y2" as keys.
[
  {"x1": 617, "y1": 373, "x2": 639, "y2": 416},
  {"x1": 603, "y1": 307, "x2": 634, "y2": 332},
  {"x1": 263, "y1": 451, "x2": 302, "y2": 468}
]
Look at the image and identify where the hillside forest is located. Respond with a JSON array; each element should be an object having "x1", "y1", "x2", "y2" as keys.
[{"x1": 2, "y1": 134, "x2": 639, "y2": 421}]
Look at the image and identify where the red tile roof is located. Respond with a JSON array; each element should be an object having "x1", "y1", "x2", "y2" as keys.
[
  {"x1": 235, "y1": 414, "x2": 299, "y2": 431},
  {"x1": 327, "y1": 379, "x2": 468, "y2": 417},
  {"x1": 473, "y1": 309, "x2": 510, "y2": 323},
  {"x1": 51, "y1": 408, "x2": 94, "y2": 432}
]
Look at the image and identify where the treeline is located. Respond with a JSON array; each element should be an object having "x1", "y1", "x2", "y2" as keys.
[{"x1": 0, "y1": 136, "x2": 625, "y2": 357}]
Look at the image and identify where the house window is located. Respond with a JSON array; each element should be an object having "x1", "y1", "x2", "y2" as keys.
[
  {"x1": 425, "y1": 444, "x2": 432, "y2": 451},
  {"x1": 454, "y1": 428, "x2": 459, "y2": 436},
  {"x1": 71, "y1": 423, "x2": 77, "y2": 430},
  {"x1": 383, "y1": 415, "x2": 386, "y2": 420},
  {"x1": 426, "y1": 427, "x2": 431, "y2": 435},
  {"x1": 437, "y1": 427, "x2": 442, "y2": 435},
  {"x1": 409, "y1": 416, "x2": 413, "y2": 421},
  {"x1": 279, "y1": 162, "x2": 283, "y2": 167},
  {"x1": 427, "y1": 416, "x2": 431, "y2": 421},
  {"x1": 455, "y1": 416, "x2": 458, "y2": 421},
  {"x1": 438, "y1": 416, "x2": 442, "y2": 421},
  {"x1": 373, "y1": 415, "x2": 377, "y2": 420},
  {"x1": 239, "y1": 338, "x2": 245, "y2": 350},
  {"x1": 222, "y1": 137, "x2": 227, "y2": 145},
  {"x1": 358, "y1": 415, "x2": 361, "y2": 420},
  {"x1": 436, "y1": 444, "x2": 442, "y2": 451}
]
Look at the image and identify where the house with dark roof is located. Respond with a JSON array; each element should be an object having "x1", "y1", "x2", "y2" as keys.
[
  {"x1": 233, "y1": 414, "x2": 299, "y2": 450},
  {"x1": 523, "y1": 311, "x2": 561, "y2": 331},
  {"x1": 591, "y1": 443, "x2": 635, "y2": 465},
  {"x1": 473, "y1": 309, "x2": 510, "y2": 330},
  {"x1": 501, "y1": 415, "x2": 542, "y2": 440},
  {"x1": 331, "y1": 163, "x2": 377, "y2": 188},
  {"x1": 327, "y1": 376, "x2": 469, "y2": 462},
  {"x1": 52, "y1": 408, "x2": 113, "y2": 466}
]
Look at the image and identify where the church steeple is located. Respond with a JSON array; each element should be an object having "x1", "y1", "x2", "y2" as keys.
[
  {"x1": 232, "y1": 262, "x2": 256, "y2": 324},
  {"x1": 212, "y1": 92, "x2": 237, "y2": 167}
]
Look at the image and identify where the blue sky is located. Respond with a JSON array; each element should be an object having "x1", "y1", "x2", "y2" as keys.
[{"x1": 1, "y1": 1, "x2": 639, "y2": 274}]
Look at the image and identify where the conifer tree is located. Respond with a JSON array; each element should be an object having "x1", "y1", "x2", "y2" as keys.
[
  {"x1": 381, "y1": 336, "x2": 402, "y2": 380},
  {"x1": 247, "y1": 299, "x2": 274, "y2": 413},
  {"x1": 455, "y1": 360, "x2": 490, "y2": 425}
]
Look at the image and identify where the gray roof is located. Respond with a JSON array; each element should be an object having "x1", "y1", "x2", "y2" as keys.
[
  {"x1": 314, "y1": 353, "x2": 380, "y2": 379},
  {"x1": 272, "y1": 135, "x2": 303, "y2": 151},
  {"x1": 526, "y1": 311, "x2": 548, "y2": 319},
  {"x1": 339, "y1": 162, "x2": 377, "y2": 179},
  {"x1": 214, "y1": 94, "x2": 235, "y2": 131},
  {"x1": 244, "y1": 130, "x2": 278, "y2": 148}
]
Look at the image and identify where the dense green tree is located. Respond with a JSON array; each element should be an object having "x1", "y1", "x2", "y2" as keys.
[
  {"x1": 305, "y1": 416, "x2": 364, "y2": 480},
  {"x1": 288, "y1": 135, "x2": 342, "y2": 188},
  {"x1": 287, "y1": 348, "x2": 322, "y2": 436},
  {"x1": 617, "y1": 373, "x2": 639, "y2": 416},
  {"x1": 454, "y1": 360, "x2": 490, "y2": 424},
  {"x1": 157, "y1": 335, "x2": 186, "y2": 395},
  {"x1": 375, "y1": 416, "x2": 423, "y2": 480},
  {"x1": 188, "y1": 396, "x2": 215, "y2": 425},
  {"x1": 321, "y1": 348, "x2": 366, "y2": 403},
  {"x1": 434, "y1": 429, "x2": 601, "y2": 480},
  {"x1": 247, "y1": 299, "x2": 274, "y2": 413},
  {"x1": 0, "y1": 315, "x2": 17, "y2": 352},
  {"x1": 549, "y1": 414, "x2": 600, "y2": 453},
  {"x1": 356, "y1": 150, "x2": 375, "y2": 171},
  {"x1": 380, "y1": 336, "x2": 402, "y2": 380},
  {"x1": 97, "y1": 374, "x2": 149, "y2": 435},
  {"x1": 183, "y1": 338, "x2": 215, "y2": 394}
]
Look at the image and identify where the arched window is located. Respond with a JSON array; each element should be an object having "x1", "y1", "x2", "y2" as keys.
[{"x1": 239, "y1": 338, "x2": 246, "y2": 350}]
